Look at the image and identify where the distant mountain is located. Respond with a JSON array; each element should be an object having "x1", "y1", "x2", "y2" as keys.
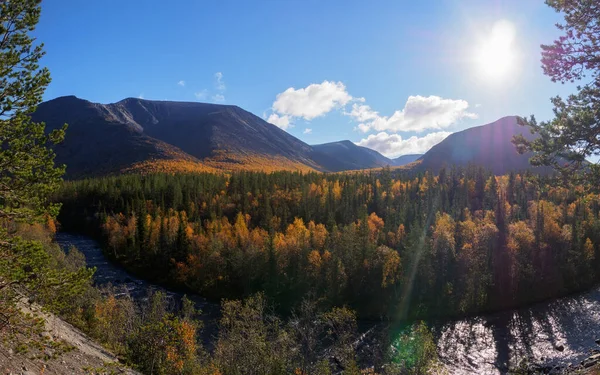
[
  {"x1": 111, "y1": 98, "x2": 319, "y2": 172},
  {"x1": 32, "y1": 96, "x2": 213, "y2": 178},
  {"x1": 415, "y1": 116, "x2": 547, "y2": 175},
  {"x1": 392, "y1": 154, "x2": 422, "y2": 166},
  {"x1": 33, "y1": 96, "x2": 320, "y2": 177},
  {"x1": 33, "y1": 97, "x2": 551, "y2": 178},
  {"x1": 310, "y1": 140, "x2": 393, "y2": 171}
]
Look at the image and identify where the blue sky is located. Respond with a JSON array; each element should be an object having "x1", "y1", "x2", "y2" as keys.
[{"x1": 36, "y1": 0, "x2": 577, "y2": 158}]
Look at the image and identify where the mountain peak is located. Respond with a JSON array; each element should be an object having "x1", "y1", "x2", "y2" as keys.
[
  {"x1": 33, "y1": 96, "x2": 320, "y2": 177},
  {"x1": 415, "y1": 115, "x2": 547, "y2": 175},
  {"x1": 311, "y1": 140, "x2": 392, "y2": 171},
  {"x1": 33, "y1": 96, "x2": 541, "y2": 177}
]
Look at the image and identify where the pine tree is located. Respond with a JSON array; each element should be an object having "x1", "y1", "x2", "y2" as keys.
[
  {"x1": 0, "y1": 0, "x2": 92, "y2": 337},
  {"x1": 513, "y1": 0, "x2": 600, "y2": 188}
]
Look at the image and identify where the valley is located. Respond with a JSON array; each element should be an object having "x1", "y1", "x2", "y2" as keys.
[
  {"x1": 2, "y1": 1, "x2": 600, "y2": 374},
  {"x1": 56, "y1": 231, "x2": 600, "y2": 375}
]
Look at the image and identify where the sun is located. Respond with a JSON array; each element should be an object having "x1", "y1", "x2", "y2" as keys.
[{"x1": 474, "y1": 20, "x2": 517, "y2": 82}]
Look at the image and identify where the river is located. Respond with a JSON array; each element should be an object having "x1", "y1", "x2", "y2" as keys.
[{"x1": 56, "y1": 232, "x2": 600, "y2": 374}]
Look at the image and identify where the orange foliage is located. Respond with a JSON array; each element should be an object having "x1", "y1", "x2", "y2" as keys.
[
  {"x1": 367, "y1": 213, "x2": 384, "y2": 242},
  {"x1": 123, "y1": 159, "x2": 219, "y2": 175}
]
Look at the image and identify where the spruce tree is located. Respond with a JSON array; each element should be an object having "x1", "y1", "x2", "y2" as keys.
[
  {"x1": 514, "y1": 0, "x2": 600, "y2": 188},
  {"x1": 0, "y1": 0, "x2": 90, "y2": 333}
]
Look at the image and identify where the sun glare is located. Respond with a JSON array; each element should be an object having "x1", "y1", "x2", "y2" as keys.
[{"x1": 475, "y1": 20, "x2": 517, "y2": 82}]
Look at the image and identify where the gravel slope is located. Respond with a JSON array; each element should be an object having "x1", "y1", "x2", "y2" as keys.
[{"x1": 0, "y1": 303, "x2": 137, "y2": 375}]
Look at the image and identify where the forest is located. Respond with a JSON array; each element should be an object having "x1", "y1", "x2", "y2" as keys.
[{"x1": 56, "y1": 166, "x2": 600, "y2": 320}]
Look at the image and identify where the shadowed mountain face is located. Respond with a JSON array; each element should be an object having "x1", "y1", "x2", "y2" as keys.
[
  {"x1": 310, "y1": 140, "x2": 393, "y2": 171},
  {"x1": 33, "y1": 97, "x2": 547, "y2": 178},
  {"x1": 392, "y1": 154, "x2": 422, "y2": 166},
  {"x1": 415, "y1": 116, "x2": 546, "y2": 175},
  {"x1": 112, "y1": 98, "x2": 317, "y2": 167},
  {"x1": 33, "y1": 96, "x2": 320, "y2": 177},
  {"x1": 32, "y1": 96, "x2": 204, "y2": 178}
]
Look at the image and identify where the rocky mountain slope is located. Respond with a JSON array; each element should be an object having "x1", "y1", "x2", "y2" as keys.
[
  {"x1": 34, "y1": 96, "x2": 399, "y2": 177},
  {"x1": 33, "y1": 96, "x2": 319, "y2": 177},
  {"x1": 34, "y1": 97, "x2": 550, "y2": 177},
  {"x1": 414, "y1": 116, "x2": 548, "y2": 175},
  {"x1": 0, "y1": 302, "x2": 136, "y2": 374},
  {"x1": 392, "y1": 154, "x2": 422, "y2": 166},
  {"x1": 32, "y1": 96, "x2": 213, "y2": 178},
  {"x1": 310, "y1": 140, "x2": 394, "y2": 171},
  {"x1": 109, "y1": 97, "x2": 320, "y2": 172}
]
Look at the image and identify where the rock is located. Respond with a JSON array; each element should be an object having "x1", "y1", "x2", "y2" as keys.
[
  {"x1": 596, "y1": 338, "x2": 600, "y2": 345},
  {"x1": 582, "y1": 353, "x2": 600, "y2": 368},
  {"x1": 556, "y1": 344, "x2": 565, "y2": 352}
]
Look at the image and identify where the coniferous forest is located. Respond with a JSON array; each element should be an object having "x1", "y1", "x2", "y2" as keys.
[{"x1": 56, "y1": 166, "x2": 600, "y2": 320}]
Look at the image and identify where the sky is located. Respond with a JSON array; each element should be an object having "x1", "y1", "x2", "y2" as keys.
[{"x1": 36, "y1": 0, "x2": 579, "y2": 158}]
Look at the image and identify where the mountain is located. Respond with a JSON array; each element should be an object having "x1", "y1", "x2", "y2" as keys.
[
  {"x1": 310, "y1": 140, "x2": 393, "y2": 171},
  {"x1": 415, "y1": 116, "x2": 546, "y2": 175},
  {"x1": 31, "y1": 96, "x2": 213, "y2": 178},
  {"x1": 392, "y1": 154, "x2": 422, "y2": 166},
  {"x1": 33, "y1": 97, "x2": 550, "y2": 178},
  {"x1": 33, "y1": 96, "x2": 320, "y2": 177},
  {"x1": 111, "y1": 98, "x2": 319, "y2": 172}
]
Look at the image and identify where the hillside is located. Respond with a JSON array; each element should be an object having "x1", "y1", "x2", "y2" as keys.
[
  {"x1": 34, "y1": 98, "x2": 552, "y2": 177},
  {"x1": 393, "y1": 154, "x2": 422, "y2": 166},
  {"x1": 111, "y1": 98, "x2": 319, "y2": 172},
  {"x1": 32, "y1": 96, "x2": 214, "y2": 178},
  {"x1": 0, "y1": 301, "x2": 136, "y2": 374},
  {"x1": 415, "y1": 116, "x2": 547, "y2": 175},
  {"x1": 33, "y1": 96, "x2": 320, "y2": 177},
  {"x1": 310, "y1": 140, "x2": 393, "y2": 171}
]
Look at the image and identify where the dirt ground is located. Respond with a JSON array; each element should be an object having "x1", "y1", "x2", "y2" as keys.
[{"x1": 0, "y1": 303, "x2": 136, "y2": 375}]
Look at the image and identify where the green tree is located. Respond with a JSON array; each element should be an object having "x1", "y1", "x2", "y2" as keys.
[
  {"x1": 513, "y1": 0, "x2": 600, "y2": 187},
  {"x1": 0, "y1": 0, "x2": 89, "y2": 335},
  {"x1": 390, "y1": 321, "x2": 439, "y2": 375}
]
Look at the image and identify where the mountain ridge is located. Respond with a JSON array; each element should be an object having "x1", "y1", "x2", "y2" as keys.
[
  {"x1": 311, "y1": 140, "x2": 394, "y2": 171},
  {"x1": 414, "y1": 115, "x2": 550, "y2": 175},
  {"x1": 34, "y1": 96, "x2": 547, "y2": 177}
]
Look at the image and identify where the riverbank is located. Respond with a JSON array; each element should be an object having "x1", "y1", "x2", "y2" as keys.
[
  {"x1": 56, "y1": 232, "x2": 600, "y2": 375},
  {"x1": 0, "y1": 301, "x2": 137, "y2": 375},
  {"x1": 516, "y1": 351, "x2": 600, "y2": 374}
]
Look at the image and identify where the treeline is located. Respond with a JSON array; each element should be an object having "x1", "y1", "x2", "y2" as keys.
[{"x1": 56, "y1": 167, "x2": 600, "y2": 318}]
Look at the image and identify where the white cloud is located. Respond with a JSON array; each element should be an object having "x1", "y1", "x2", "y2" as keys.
[
  {"x1": 272, "y1": 80, "x2": 352, "y2": 121},
  {"x1": 212, "y1": 94, "x2": 225, "y2": 103},
  {"x1": 194, "y1": 90, "x2": 208, "y2": 100},
  {"x1": 303, "y1": 128, "x2": 312, "y2": 134},
  {"x1": 356, "y1": 123, "x2": 371, "y2": 133},
  {"x1": 178, "y1": 80, "x2": 185, "y2": 87},
  {"x1": 267, "y1": 80, "x2": 476, "y2": 135},
  {"x1": 346, "y1": 103, "x2": 379, "y2": 122},
  {"x1": 138, "y1": 93, "x2": 144, "y2": 99},
  {"x1": 356, "y1": 131, "x2": 451, "y2": 158},
  {"x1": 215, "y1": 72, "x2": 226, "y2": 91},
  {"x1": 352, "y1": 95, "x2": 477, "y2": 133},
  {"x1": 267, "y1": 113, "x2": 291, "y2": 130}
]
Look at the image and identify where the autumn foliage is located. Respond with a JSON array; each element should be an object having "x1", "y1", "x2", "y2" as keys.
[{"x1": 57, "y1": 167, "x2": 600, "y2": 318}]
